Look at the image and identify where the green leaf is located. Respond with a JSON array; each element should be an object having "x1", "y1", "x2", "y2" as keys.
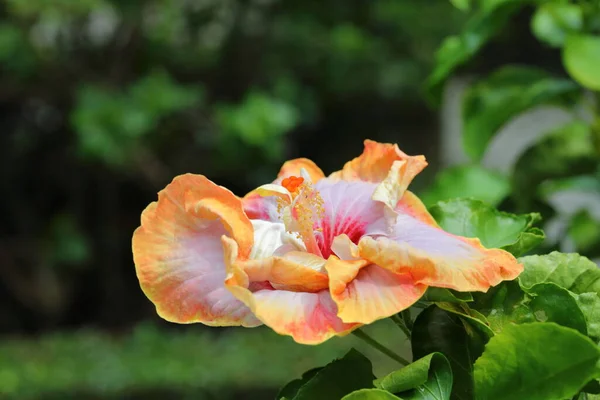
[
  {"x1": 426, "y1": 3, "x2": 523, "y2": 102},
  {"x1": 576, "y1": 292, "x2": 600, "y2": 340},
  {"x1": 420, "y1": 165, "x2": 510, "y2": 207},
  {"x1": 429, "y1": 198, "x2": 544, "y2": 256},
  {"x1": 518, "y1": 252, "x2": 600, "y2": 294},
  {"x1": 342, "y1": 389, "x2": 401, "y2": 400},
  {"x1": 376, "y1": 353, "x2": 452, "y2": 400},
  {"x1": 277, "y1": 368, "x2": 322, "y2": 400},
  {"x1": 422, "y1": 288, "x2": 473, "y2": 303},
  {"x1": 462, "y1": 66, "x2": 579, "y2": 161},
  {"x1": 435, "y1": 302, "x2": 495, "y2": 339},
  {"x1": 471, "y1": 281, "x2": 536, "y2": 333},
  {"x1": 412, "y1": 306, "x2": 487, "y2": 400},
  {"x1": 531, "y1": 3, "x2": 582, "y2": 48},
  {"x1": 525, "y1": 283, "x2": 588, "y2": 336},
  {"x1": 563, "y1": 34, "x2": 600, "y2": 90},
  {"x1": 474, "y1": 323, "x2": 600, "y2": 400},
  {"x1": 289, "y1": 349, "x2": 375, "y2": 400}
]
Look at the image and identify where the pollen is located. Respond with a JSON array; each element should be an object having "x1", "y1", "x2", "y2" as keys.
[
  {"x1": 281, "y1": 176, "x2": 304, "y2": 193},
  {"x1": 276, "y1": 178, "x2": 325, "y2": 250}
]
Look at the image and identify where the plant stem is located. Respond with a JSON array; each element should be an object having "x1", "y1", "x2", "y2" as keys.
[
  {"x1": 352, "y1": 329, "x2": 410, "y2": 366},
  {"x1": 391, "y1": 315, "x2": 411, "y2": 338},
  {"x1": 401, "y1": 309, "x2": 413, "y2": 330}
]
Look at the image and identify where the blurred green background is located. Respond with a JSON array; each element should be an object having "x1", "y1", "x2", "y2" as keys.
[{"x1": 1, "y1": 0, "x2": 599, "y2": 398}]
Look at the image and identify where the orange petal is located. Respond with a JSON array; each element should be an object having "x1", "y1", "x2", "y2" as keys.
[
  {"x1": 278, "y1": 158, "x2": 325, "y2": 183},
  {"x1": 330, "y1": 140, "x2": 427, "y2": 183},
  {"x1": 325, "y1": 256, "x2": 427, "y2": 324},
  {"x1": 132, "y1": 174, "x2": 260, "y2": 326},
  {"x1": 223, "y1": 237, "x2": 358, "y2": 344},
  {"x1": 359, "y1": 214, "x2": 523, "y2": 292},
  {"x1": 242, "y1": 251, "x2": 329, "y2": 292}
]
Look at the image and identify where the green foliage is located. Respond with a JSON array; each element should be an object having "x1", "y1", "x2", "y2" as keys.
[
  {"x1": 563, "y1": 34, "x2": 600, "y2": 90},
  {"x1": 531, "y1": 3, "x2": 583, "y2": 48},
  {"x1": 473, "y1": 323, "x2": 600, "y2": 400},
  {"x1": 428, "y1": 0, "x2": 600, "y2": 260},
  {"x1": 342, "y1": 389, "x2": 401, "y2": 399},
  {"x1": 519, "y1": 252, "x2": 600, "y2": 293},
  {"x1": 419, "y1": 165, "x2": 510, "y2": 207},
  {"x1": 471, "y1": 280, "x2": 536, "y2": 333},
  {"x1": 72, "y1": 70, "x2": 202, "y2": 166},
  {"x1": 411, "y1": 306, "x2": 487, "y2": 400},
  {"x1": 277, "y1": 349, "x2": 375, "y2": 400},
  {"x1": 426, "y1": 1, "x2": 528, "y2": 101},
  {"x1": 215, "y1": 91, "x2": 299, "y2": 162},
  {"x1": 375, "y1": 353, "x2": 452, "y2": 400},
  {"x1": 0, "y1": 322, "x2": 402, "y2": 399},
  {"x1": 429, "y1": 198, "x2": 544, "y2": 256},
  {"x1": 461, "y1": 65, "x2": 579, "y2": 161}
]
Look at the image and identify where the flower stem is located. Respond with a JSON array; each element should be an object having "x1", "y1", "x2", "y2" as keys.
[
  {"x1": 352, "y1": 329, "x2": 410, "y2": 366},
  {"x1": 391, "y1": 315, "x2": 411, "y2": 338}
]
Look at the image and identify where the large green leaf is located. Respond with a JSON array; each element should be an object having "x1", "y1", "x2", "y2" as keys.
[
  {"x1": 420, "y1": 165, "x2": 510, "y2": 207},
  {"x1": 425, "y1": 3, "x2": 523, "y2": 102},
  {"x1": 518, "y1": 252, "x2": 600, "y2": 294},
  {"x1": 376, "y1": 353, "x2": 452, "y2": 400},
  {"x1": 279, "y1": 349, "x2": 375, "y2": 400},
  {"x1": 462, "y1": 66, "x2": 579, "y2": 161},
  {"x1": 474, "y1": 323, "x2": 600, "y2": 400},
  {"x1": 531, "y1": 3, "x2": 582, "y2": 48},
  {"x1": 563, "y1": 34, "x2": 600, "y2": 90},
  {"x1": 342, "y1": 389, "x2": 401, "y2": 400},
  {"x1": 412, "y1": 306, "x2": 487, "y2": 400},
  {"x1": 429, "y1": 198, "x2": 544, "y2": 256}
]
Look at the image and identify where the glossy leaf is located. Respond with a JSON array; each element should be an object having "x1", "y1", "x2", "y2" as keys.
[
  {"x1": 420, "y1": 165, "x2": 510, "y2": 207},
  {"x1": 376, "y1": 353, "x2": 452, "y2": 400},
  {"x1": 462, "y1": 66, "x2": 579, "y2": 161},
  {"x1": 412, "y1": 306, "x2": 487, "y2": 400},
  {"x1": 531, "y1": 3, "x2": 582, "y2": 48},
  {"x1": 474, "y1": 323, "x2": 600, "y2": 400},
  {"x1": 342, "y1": 389, "x2": 401, "y2": 400},
  {"x1": 290, "y1": 349, "x2": 375, "y2": 400},
  {"x1": 429, "y1": 198, "x2": 544, "y2": 256},
  {"x1": 519, "y1": 252, "x2": 600, "y2": 294},
  {"x1": 563, "y1": 34, "x2": 600, "y2": 90}
]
